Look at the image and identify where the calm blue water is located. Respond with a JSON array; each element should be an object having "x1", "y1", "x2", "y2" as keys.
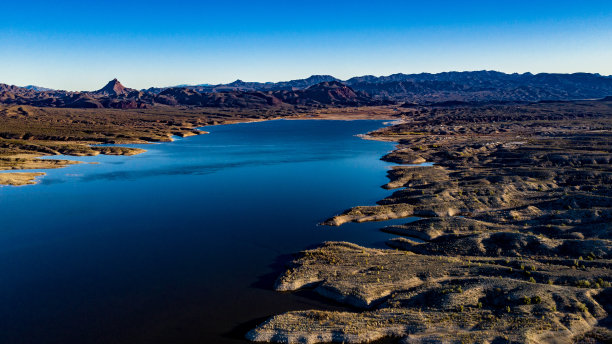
[{"x1": 0, "y1": 120, "x2": 409, "y2": 344}]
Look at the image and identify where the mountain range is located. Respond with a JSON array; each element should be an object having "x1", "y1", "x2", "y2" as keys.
[
  {"x1": 0, "y1": 79, "x2": 382, "y2": 109},
  {"x1": 1, "y1": 71, "x2": 612, "y2": 109}
]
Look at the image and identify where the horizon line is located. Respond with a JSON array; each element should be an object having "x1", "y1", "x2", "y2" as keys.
[{"x1": 6, "y1": 69, "x2": 612, "y2": 92}]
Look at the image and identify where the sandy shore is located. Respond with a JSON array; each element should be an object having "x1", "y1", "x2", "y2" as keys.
[{"x1": 0, "y1": 172, "x2": 46, "y2": 186}]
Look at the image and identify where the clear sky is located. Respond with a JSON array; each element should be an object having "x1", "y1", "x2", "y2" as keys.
[{"x1": 1, "y1": 0, "x2": 611, "y2": 91}]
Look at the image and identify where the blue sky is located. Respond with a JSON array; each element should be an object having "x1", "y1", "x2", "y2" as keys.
[{"x1": 1, "y1": 0, "x2": 611, "y2": 90}]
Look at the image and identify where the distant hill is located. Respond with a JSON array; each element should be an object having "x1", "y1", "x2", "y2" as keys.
[
  {"x1": 155, "y1": 87, "x2": 285, "y2": 108},
  {"x1": 144, "y1": 71, "x2": 612, "y2": 103},
  {"x1": 23, "y1": 85, "x2": 54, "y2": 92},
  {"x1": 92, "y1": 78, "x2": 135, "y2": 96},
  {"x1": 144, "y1": 75, "x2": 339, "y2": 94},
  {"x1": 272, "y1": 81, "x2": 378, "y2": 106},
  {"x1": 2, "y1": 71, "x2": 612, "y2": 109},
  {"x1": 155, "y1": 80, "x2": 383, "y2": 108},
  {"x1": 0, "y1": 80, "x2": 149, "y2": 109},
  {"x1": 343, "y1": 71, "x2": 612, "y2": 102},
  {"x1": 0, "y1": 78, "x2": 382, "y2": 109}
]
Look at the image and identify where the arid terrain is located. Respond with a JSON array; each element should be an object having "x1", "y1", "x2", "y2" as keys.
[
  {"x1": 248, "y1": 99, "x2": 612, "y2": 343},
  {"x1": 4, "y1": 72, "x2": 612, "y2": 110},
  {"x1": 1, "y1": 77, "x2": 611, "y2": 344}
]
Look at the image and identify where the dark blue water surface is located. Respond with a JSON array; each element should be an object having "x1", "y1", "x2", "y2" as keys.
[{"x1": 0, "y1": 120, "x2": 409, "y2": 344}]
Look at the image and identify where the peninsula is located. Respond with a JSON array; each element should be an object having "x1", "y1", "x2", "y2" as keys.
[{"x1": 248, "y1": 98, "x2": 612, "y2": 344}]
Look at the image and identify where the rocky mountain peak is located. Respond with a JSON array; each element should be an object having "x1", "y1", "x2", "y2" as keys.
[{"x1": 95, "y1": 78, "x2": 131, "y2": 96}]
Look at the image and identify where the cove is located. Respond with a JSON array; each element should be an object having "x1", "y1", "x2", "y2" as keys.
[{"x1": 0, "y1": 119, "x2": 410, "y2": 344}]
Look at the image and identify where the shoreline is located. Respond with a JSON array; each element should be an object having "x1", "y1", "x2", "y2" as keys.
[
  {"x1": 0, "y1": 172, "x2": 46, "y2": 186},
  {"x1": 3, "y1": 100, "x2": 611, "y2": 342},
  {"x1": 0, "y1": 107, "x2": 399, "y2": 186},
  {"x1": 248, "y1": 99, "x2": 612, "y2": 343},
  {"x1": 0, "y1": 118, "x2": 411, "y2": 344}
]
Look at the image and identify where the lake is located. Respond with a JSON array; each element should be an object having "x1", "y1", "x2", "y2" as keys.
[{"x1": 0, "y1": 119, "x2": 409, "y2": 344}]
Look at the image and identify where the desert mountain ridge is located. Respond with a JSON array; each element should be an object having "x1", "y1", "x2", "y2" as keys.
[
  {"x1": 0, "y1": 78, "x2": 384, "y2": 109},
  {"x1": 2, "y1": 71, "x2": 612, "y2": 109}
]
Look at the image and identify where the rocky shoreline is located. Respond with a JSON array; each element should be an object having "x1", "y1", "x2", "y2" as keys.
[
  {"x1": 2, "y1": 99, "x2": 610, "y2": 341},
  {"x1": 248, "y1": 100, "x2": 612, "y2": 343}
]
